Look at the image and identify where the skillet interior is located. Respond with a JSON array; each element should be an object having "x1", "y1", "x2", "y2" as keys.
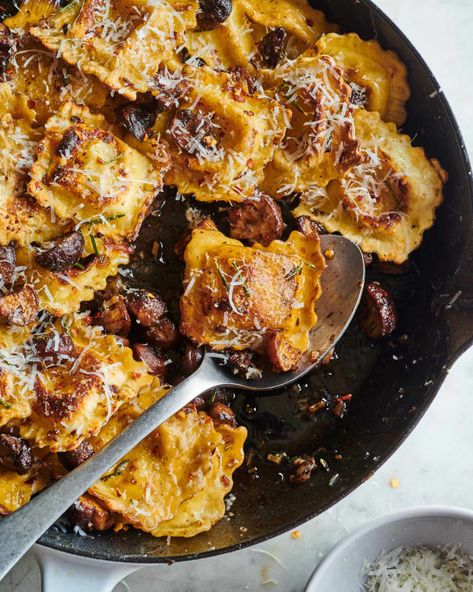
[{"x1": 38, "y1": 0, "x2": 473, "y2": 562}]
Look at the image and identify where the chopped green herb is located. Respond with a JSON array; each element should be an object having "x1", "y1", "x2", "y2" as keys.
[
  {"x1": 103, "y1": 154, "x2": 121, "y2": 165},
  {"x1": 73, "y1": 262, "x2": 85, "y2": 270},
  {"x1": 89, "y1": 234, "x2": 100, "y2": 256},
  {"x1": 84, "y1": 213, "x2": 125, "y2": 227},
  {"x1": 210, "y1": 389, "x2": 218, "y2": 403},
  {"x1": 284, "y1": 262, "x2": 303, "y2": 281},
  {"x1": 231, "y1": 261, "x2": 251, "y2": 297},
  {"x1": 215, "y1": 261, "x2": 229, "y2": 289},
  {"x1": 102, "y1": 459, "x2": 129, "y2": 481},
  {"x1": 0, "y1": 398, "x2": 12, "y2": 409},
  {"x1": 60, "y1": 316, "x2": 71, "y2": 336},
  {"x1": 58, "y1": 0, "x2": 79, "y2": 12}
]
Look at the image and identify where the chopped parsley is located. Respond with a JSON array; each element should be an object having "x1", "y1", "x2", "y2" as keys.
[
  {"x1": 231, "y1": 261, "x2": 251, "y2": 297},
  {"x1": 102, "y1": 459, "x2": 129, "y2": 481},
  {"x1": 0, "y1": 398, "x2": 12, "y2": 409}
]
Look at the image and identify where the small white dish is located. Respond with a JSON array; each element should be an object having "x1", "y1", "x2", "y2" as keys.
[{"x1": 305, "y1": 506, "x2": 473, "y2": 591}]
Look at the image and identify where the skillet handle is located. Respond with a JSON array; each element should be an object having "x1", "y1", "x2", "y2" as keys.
[
  {"x1": 33, "y1": 546, "x2": 138, "y2": 592},
  {"x1": 442, "y1": 230, "x2": 473, "y2": 364}
]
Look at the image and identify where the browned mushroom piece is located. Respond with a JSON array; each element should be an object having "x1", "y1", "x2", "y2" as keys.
[
  {"x1": 132, "y1": 343, "x2": 167, "y2": 378},
  {"x1": 35, "y1": 231, "x2": 85, "y2": 272},
  {"x1": 0, "y1": 285, "x2": 39, "y2": 326},
  {"x1": 153, "y1": 70, "x2": 190, "y2": 112},
  {"x1": 228, "y1": 194, "x2": 285, "y2": 246},
  {"x1": 0, "y1": 244, "x2": 16, "y2": 287},
  {"x1": 289, "y1": 457, "x2": 317, "y2": 483},
  {"x1": 265, "y1": 331, "x2": 303, "y2": 372},
  {"x1": 92, "y1": 297, "x2": 131, "y2": 337},
  {"x1": 168, "y1": 109, "x2": 217, "y2": 155},
  {"x1": 196, "y1": 0, "x2": 232, "y2": 30},
  {"x1": 0, "y1": 434, "x2": 33, "y2": 475},
  {"x1": 67, "y1": 494, "x2": 115, "y2": 532},
  {"x1": 118, "y1": 102, "x2": 157, "y2": 141},
  {"x1": 56, "y1": 127, "x2": 80, "y2": 158},
  {"x1": 144, "y1": 318, "x2": 180, "y2": 350},
  {"x1": 296, "y1": 216, "x2": 323, "y2": 239},
  {"x1": 181, "y1": 341, "x2": 204, "y2": 375},
  {"x1": 260, "y1": 27, "x2": 288, "y2": 68},
  {"x1": 58, "y1": 440, "x2": 95, "y2": 470},
  {"x1": 32, "y1": 332, "x2": 75, "y2": 364},
  {"x1": 125, "y1": 289, "x2": 167, "y2": 327},
  {"x1": 208, "y1": 402, "x2": 237, "y2": 427},
  {"x1": 358, "y1": 282, "x2": 397, "y2": 339}
]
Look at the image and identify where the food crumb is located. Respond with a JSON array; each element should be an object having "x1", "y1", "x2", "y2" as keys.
[
  {"x1": 324, "y1": 249, "x2": 335, "y2": 260},
  {"x1": 390, "y1": 477, "x2": 400, "y2": 489},
  {"x1": 291, "y1": 530, "x2": 301, "y2": 539}
]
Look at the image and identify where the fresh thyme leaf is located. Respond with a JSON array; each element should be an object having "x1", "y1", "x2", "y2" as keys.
[
  {"x1": 84, "y1": 213, "x2": 125, "y2": 227},
  {"x1": 231, "y1": 261, "x2": 251, "y2": 297},
  {"x1": 102, "y1": 459, "x2": 129, "y2": 481},
  {"x1": 0, "y1": 398, "x2": 12, "y2": 409},
  {"x1": 60, "y1": 316, "x2": 71, "y2": 336},
  {"x1": 284, "y1": 262, "x2": 303, "y2": 281},
  {"x1": 58, "y1": 0, "x2": 79, "y2": 12},
  {"x1": 73, "y1": 262, "x2": 85, "y2": 270},
  {"x1": 103, "y1": 154, "x2": 121, "y2": 165},
  {"x1": 215, "y1": 261, "x2": 229, "y2": 289},
  {"x1": 89, "y1": 234, "x2": 100, "y2": 256}
]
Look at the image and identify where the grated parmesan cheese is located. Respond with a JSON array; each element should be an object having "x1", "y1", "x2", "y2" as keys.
[{"x1": 363, "y1": 545, "x2": 473, "y2": 592}]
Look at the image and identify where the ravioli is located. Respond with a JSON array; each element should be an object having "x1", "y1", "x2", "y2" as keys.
[
  {"x1": 294, "y1": 110, "x2": 447, "y2": 263},
  {"x1": 315, "y1": 33, "x2": 410, "y2": 126},
  {"x1": 262, "y1": 53, "x2": 363, "y2": 197},
  {"x1": 164, "y1": 65, "x2": 287, "y2": 202},
  {"x1": 185, "y1": 0, "x2": 337, "y2": 70},
  {"x1": 0, "y1": 315, "x2": 152, "y2": 451},
  {"x1": 16, "y1": 237, "x2": 130, "y2": 316},
  {"x1": 0, "y1": 466, "x2": 48, "y2": 515},
  {"x1": 8, "y1": 37, "x2": 109, "y2": 126},
  {"x1": 4, "y1": 0, "x2": 57, "y2": 31},
  {"x1": 27, "y1": 102, "x2": 165, "y2": 241},
  {"x1": 0, "y1": 83, "x2": 64, "y2": 246},
  {"x1": 180, "y1": 220, "x2": 325, "y2": 358},
  {"x1": 89, "y1": 380, "x2": 247, "y2": 538},
  {"x1": 30, "y1": 0, "x2": 190, "y2": 100}
]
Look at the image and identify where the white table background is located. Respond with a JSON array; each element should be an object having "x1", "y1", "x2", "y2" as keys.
[{"x1": 3, "y1": 0, "x2": 473, "y2": 590}]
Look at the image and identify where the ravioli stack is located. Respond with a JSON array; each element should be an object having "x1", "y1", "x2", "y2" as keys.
[{"x1": 0, "y1": 0, "x2": 446, "y2": 537}]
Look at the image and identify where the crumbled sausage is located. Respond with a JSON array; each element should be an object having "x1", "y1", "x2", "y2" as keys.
[
  {"x1": 0, "y1": 285, "x2": 39, "y2": 326},
  {"x1": 181, "y1": 342, "x2": 204, "y2": 375},
  {"x1": 132, "y1": 343, "x2": 167, "y2": 378},
  {"x1": 260, "y1": 27, "x2": 287, "y2": 68},
  {"x1": 0, "y1": 244, "x2": 16, "y2": 287},
  {"x1": 56, "y1": 127, "x2": 80, "y2": 158},
  {"x1": 145, "y1": 318, "x2": 180, "y2": 350},
  {"x1": 35, "y1": 231, "x2": 85, "y2": 272},
  {"x1": 196, "y1": 0, "x2": 232, "y2": 30},
  {"x1": 67, "y1": 495, "x2": 114, "y2": 532},
  {"x1": 228, "y1": 194, "x2": 285, "y2": 246},
  {"x1": 58, "y1": 440, "x2": 94, "y2": 470},
  {"x1": 208, "y1": 402, "x2": 237, "y2": 427},
  {"x1": 266, "y1": 331, "x2": 303, "y2": 372},
  {"x1": 358, "y1": 282, "x2": 397, "y2": 339},
  {"x1": 92, "y1": 297, "x2": 131, "y2": 337},
  {"x1": 153, "y1": 70, "x2": 190, "y2": 112},
  {"x1": 126, "y1": 290, "x2": 167, "y2": 327},
  {"x1": 289, "y1": 456, "x2": 316, "y2": 483},
  {"x1": 118, "y1": 103, "x2": 157, "y2": 141},
  {"x1": 168, "y1": 109, "x2": 216, "y2": 154},
  {"x1": 32, "y1": 332, "x2": 75, "y2": 364},
  {"x1": 0, "y1": 434, "x2": 33, "y2": 474}
]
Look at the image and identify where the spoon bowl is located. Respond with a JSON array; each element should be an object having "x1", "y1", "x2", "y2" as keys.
[{"x1": 0, "y1": 234, "x2": 365, "y2": 579}]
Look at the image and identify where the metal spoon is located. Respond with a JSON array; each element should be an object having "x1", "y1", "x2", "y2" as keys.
[{"x1": 0, "y1": 234, "x2": 364, "y2": 579}]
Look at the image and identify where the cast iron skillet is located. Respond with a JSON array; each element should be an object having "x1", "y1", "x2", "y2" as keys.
[{"x1": 35, "y1": 0, "x2": 473, "y2": 564}]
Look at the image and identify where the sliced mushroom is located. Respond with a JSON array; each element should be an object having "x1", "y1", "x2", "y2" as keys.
[
  {"x1": 260, "y1": 27, "x2": 288, "y2": 68},
  {"x1": 92, "y1": 297, "x2": 131, "y2": 337},
  {"x1": 265, "y1": 331, "x2": 303, "y2": 372},
  {"x1": 196, "y1": 0, "x2": 232, "y2": 30},
  {"x1": 0, "y1": 244, "x2": 16, "y2": 287},
  {"x1": 35, "y1": 231, "x2": 85, "y2": 272},
  {"x1": 144, "y1": 318, "x2": 180, "y2": 350},
  {"x1": 67, "y1": 494, "x2": 114, "y2": 532},
  {"x1": 58, "y1": 440, "x2": 94, "y2": 470},
  {"x1": 126, "y1": 290, "x2": 167, "y2": 327},
  {"x1": 228, "y1": 194, "x2": 285, "y2": 246},
  {"x1": 132, "y1": 343, "x2": 167, "y2": 378},
  {"x1": 0, "y1": 434, "x2": 33, "y2": 475},
  {"x1": 358, "y1": 282, "x2": 397, "y2": 339},
  {"x1": 208, "y1": 402, "x2": 237, "y2": 427},
  {"x1": 0, "y1": 286, "x2": 39, "y2": 326}
]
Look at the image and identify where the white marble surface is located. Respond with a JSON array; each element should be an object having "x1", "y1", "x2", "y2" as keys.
[{"x1": 3, "y1": 1, "x2": 473, "y2": 590}]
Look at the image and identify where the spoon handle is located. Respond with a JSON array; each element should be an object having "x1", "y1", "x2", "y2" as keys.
[{"x1": 0, "y1": 356, "x2": 225, "y2": 580}]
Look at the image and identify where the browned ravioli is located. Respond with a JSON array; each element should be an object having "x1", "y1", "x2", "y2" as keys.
[{"x1": 180, "y1": 219, "x2": 326, "y2": 371}]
